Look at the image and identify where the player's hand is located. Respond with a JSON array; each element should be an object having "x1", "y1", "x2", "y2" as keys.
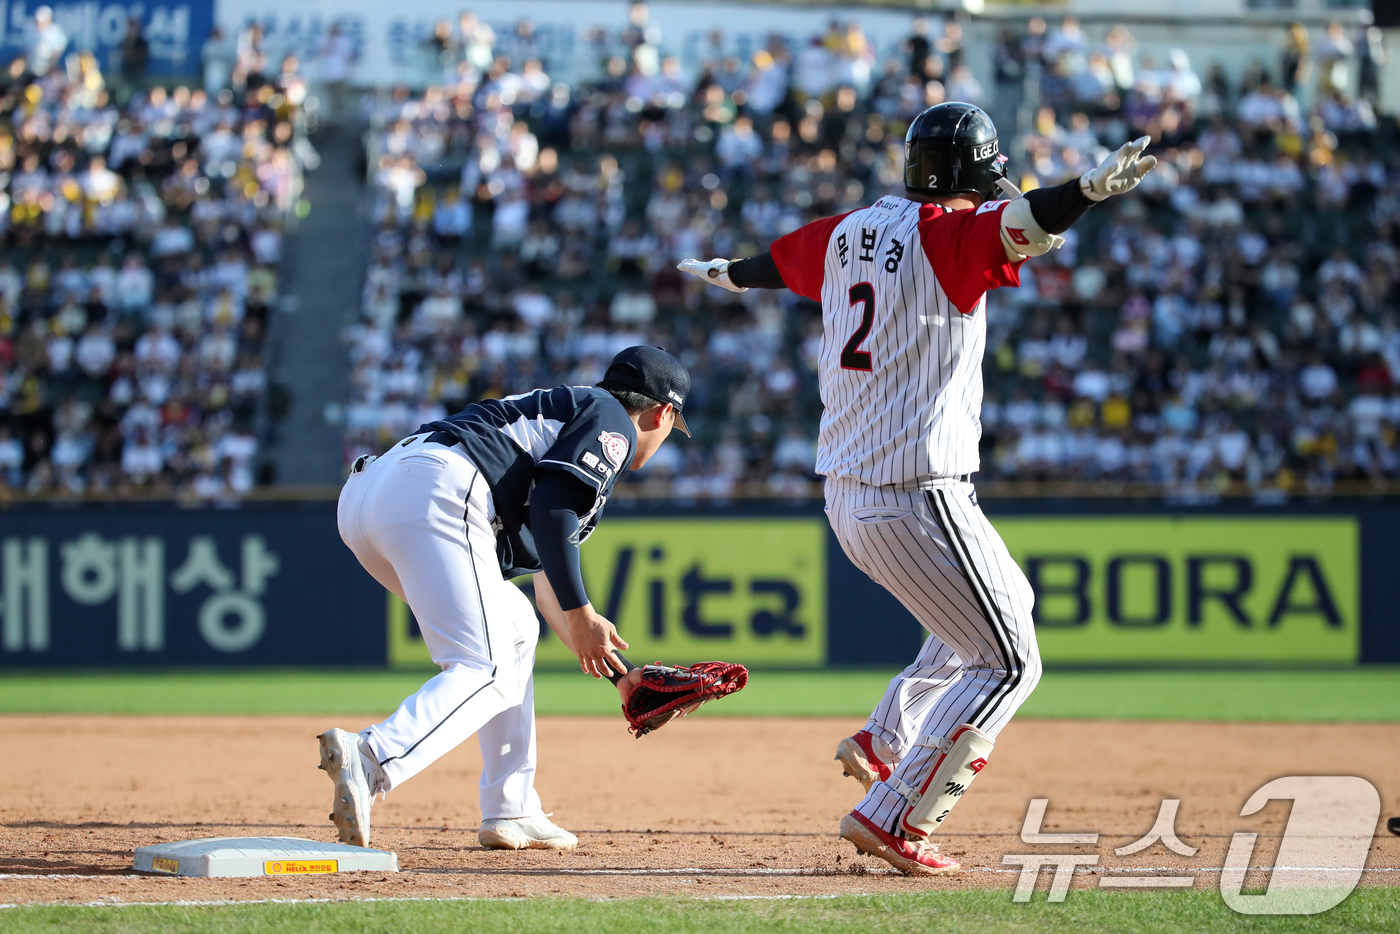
[
  {"x1": 1080, "y1": 136, "x2": 1157, "y2": 202},
  {"x1": 615, "y1": 667, "x2": 643, "y2": 704},
  {"x1": 564, "y1": 605, "x2": 630, "y2": 679},
  {"x1": 677, "y1": 258, "x2": 748, "y2": 293}
]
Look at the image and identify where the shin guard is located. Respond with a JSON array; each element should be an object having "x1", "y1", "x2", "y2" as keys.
[{"x1": 892, "y1": 724, "x2": 994, "y2": 838}]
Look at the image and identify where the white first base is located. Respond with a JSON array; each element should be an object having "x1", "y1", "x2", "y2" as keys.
[{"x1": 133, "y1": 836, "x2": 399, "y2": 878}]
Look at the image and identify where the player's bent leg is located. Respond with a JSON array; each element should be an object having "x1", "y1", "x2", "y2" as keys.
[
  {"x1": 348, "y1": 444, "x2": 528, "y2": 791},
  {"x1": 477, "y1": 584, "x2": 547, "y2": 823},
  {"x1": 856, "y1": 637, "x2": 1041, "y2": 843},
  {"x1": 858, "y1": 634, "x2": 963, "y2": 769},
  {"x1": 825, "y1": 481, "x2": 967, "y2": 791},
  {"x1": 829, "y1": 479, "x2": 1042, "y2": 868},
  {"x1": 475, "y1": 598, "x2": 578, "y2": 852}
]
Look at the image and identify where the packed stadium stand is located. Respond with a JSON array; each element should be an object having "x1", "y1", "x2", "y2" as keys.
[
  {"x1": 342, "y1": 10, "x2": 1397, "y2": 501},
  {"x1": 0, "y1": 26, "x2": 307, "y2": 499},
  {"x1": 4, "y1": 9, "x2": 1395, "y2": 502}
]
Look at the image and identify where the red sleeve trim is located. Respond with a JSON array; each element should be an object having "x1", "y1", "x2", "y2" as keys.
[
  {"x1": 769, "y1": 211, "x2": 854, "y2": 301},
  {"x1": 917, "y1": 202, "x2": 1023, "y2": 315}
]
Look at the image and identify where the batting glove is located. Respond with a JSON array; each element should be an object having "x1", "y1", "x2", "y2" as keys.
[
  {"x1": 1079, "y1": 136, "x2": 1157, "y2": 202},
  {"x1": 677, "y1": 258, "x2": 748, "y2": 293}
]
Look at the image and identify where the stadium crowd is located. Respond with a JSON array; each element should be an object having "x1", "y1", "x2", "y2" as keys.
[
  {"x1": 345, "y1": 8, "x2": 1396, "y2": 498},
  {"x1": 0, "y1": 11, "x2": 306, "y2": 498}
]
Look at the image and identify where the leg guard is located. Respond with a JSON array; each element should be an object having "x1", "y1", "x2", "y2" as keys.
[{"x1": 890, "y1": 723, "x2": 994, "y2": 838}]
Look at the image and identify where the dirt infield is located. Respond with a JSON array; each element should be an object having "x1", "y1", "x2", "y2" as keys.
[{"x1": 2, "y1": 715, "x2": 1397, "y2": 904}]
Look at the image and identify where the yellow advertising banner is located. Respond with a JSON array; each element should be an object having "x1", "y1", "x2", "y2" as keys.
[
  {"x1": 390, "y1": 518, "x2": 827, "y2": 668},
  {"x1": 997, "y1": 517, "x2": 1360, "y2": 662},
  {"x1": 387, "y1": 514, "x2": 1361, "y2": 668}
]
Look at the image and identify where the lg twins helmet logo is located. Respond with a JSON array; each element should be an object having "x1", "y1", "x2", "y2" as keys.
[
  {"x1": 598, "y1": 430, "x2": 630, "y2": 469},
  {"x1": 973, "y1": 140, "x2": 999, "y2": 161}
]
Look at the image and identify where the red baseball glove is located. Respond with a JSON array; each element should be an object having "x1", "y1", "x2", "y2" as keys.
[{"x1": 621, "y1": 662, "x2": 749, "y2": 737}]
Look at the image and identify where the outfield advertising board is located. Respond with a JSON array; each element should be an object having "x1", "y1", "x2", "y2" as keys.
[
  {"x1": 389, "y1": 513, "x2": 1364, "y2": 669},
  {"x1": 390, "y1": 518, "x2": 827, "y2": 669},
  {"x1": 0, "y1": 1, "x2": 213, "y2": 76},
  {"x1": 0, "y1": 504, "x2": 1383, "y2": 669},
  {"x1": 0, "y1": 505, "x2": 384, "y2": 667},
  {"x1": 998, "y1": 517, "x2": 1361, "y2": 663}
]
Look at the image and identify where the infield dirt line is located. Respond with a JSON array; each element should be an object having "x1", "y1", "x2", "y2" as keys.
[
  {"x1": 1, "y1": 894, "x2": 843, "y2": 909},
  {"x1": 5, "y1": 866, "x2": 1399, "y2": 882}
]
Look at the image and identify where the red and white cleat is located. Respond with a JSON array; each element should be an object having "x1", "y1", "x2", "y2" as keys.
[
  {"x1": 839, "y1": 811, "x2": 959, "y2": 874},
  {"x1": 834, "y1": 730, "x2": 892, "y2": 790}
]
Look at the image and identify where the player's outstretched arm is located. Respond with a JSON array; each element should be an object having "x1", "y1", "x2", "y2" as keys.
[
  {"x1": 999, "y1": 136, "x2": 1156, "y2": 262},
  {"x1": 676, "y1": 253, "x2": 788, "y2": 293},
  {"x1": 676, "y1": 258, "x2": 748, "y2": 292}
]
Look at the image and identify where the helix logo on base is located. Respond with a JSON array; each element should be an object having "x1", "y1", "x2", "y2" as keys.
[
  {"x1": 265, "y1": 859, "x2": 338, "y2": 875},
  {"x1": 1004, "y1": 776, "x2": 1381, "y2": 914}
]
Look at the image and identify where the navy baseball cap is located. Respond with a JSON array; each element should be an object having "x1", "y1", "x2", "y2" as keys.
[{"x1": 598, "y1": 345, "x2": 691, "y2": 436}]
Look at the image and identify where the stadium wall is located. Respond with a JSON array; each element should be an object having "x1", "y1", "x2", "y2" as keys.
[{"x1": 0, "y1": 499, "x2": 1395, "y2": 668}]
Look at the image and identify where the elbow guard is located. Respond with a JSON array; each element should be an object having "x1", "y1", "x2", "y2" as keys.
[{"x1": 999, "y1": 198, "x2": 1065, "y2": 260}]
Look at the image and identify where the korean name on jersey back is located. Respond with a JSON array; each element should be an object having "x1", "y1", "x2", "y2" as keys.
[
  {"x1": 814, "y1": 199, "x2": 994, "y2": 485},
  {"x1": 420, "y1": 386, "x2": 636, "y2": 577}
]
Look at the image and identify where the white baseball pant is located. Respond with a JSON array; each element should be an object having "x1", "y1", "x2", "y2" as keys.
[
  {"x1": 825, "y1": 476, "x2": 1042, "y2": 835},
  {"x1": 337, "y1": 433, "x2": 545, "y2": 820}
]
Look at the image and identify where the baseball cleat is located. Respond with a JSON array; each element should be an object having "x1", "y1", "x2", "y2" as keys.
[
  {"x1": 318, "y1": 728, "x2": 376, "y2": 848},
  {"x1": 479, "y1": 815, "x2": 579, "y2": 850},
  {"x1": 835, "y1": 730, "x2": 892, "y2": 791},
  {"x1": 839, "y1": 811, "x2": 959, "y2": 874}
]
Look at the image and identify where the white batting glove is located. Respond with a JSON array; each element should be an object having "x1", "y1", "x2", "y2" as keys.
[
  {"x1": 1079, "y1": 136, "x2": 1157, "y2": 202},
  {"x1": 677, "y1": 258, "x2": 747, "y2": 293}
]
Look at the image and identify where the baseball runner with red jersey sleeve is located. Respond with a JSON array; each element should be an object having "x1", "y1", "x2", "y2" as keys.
[{"x1": 680, "y1": 102, "x2": 1154, "y2": 874}]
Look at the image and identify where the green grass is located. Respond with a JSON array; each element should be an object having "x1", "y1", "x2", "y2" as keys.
[
  {"x1": 2, "y1": 891, "x2": 1398, "y2": 934},
  {"x1": 0, "y1": 668, "x2": 1397, "y2": 721}
]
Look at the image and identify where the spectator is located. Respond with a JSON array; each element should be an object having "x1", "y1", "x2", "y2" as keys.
[
  {"x1": 0, "y1": 41, "x2": 309, "y2": 497},
  {"x1": 1315, "y1": 21, "x2": 1355, "y2": 98},
  {"x1": 202, "y1": 26, "x2": 236, "y2": 95},
  {"x1": 120, "y1": 17, "x2": 150, "y2": 91},
  {"x1": 25, "y1": 6, "x2": 67, "y2": 77},
  {"x1": 1281, "y1": 22, "x2": 1311, "y2": 99}
]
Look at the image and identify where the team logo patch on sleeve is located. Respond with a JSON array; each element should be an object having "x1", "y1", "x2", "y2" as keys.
[{"x1": 598, "y1": 430, "x2": 630, "y2": 469}]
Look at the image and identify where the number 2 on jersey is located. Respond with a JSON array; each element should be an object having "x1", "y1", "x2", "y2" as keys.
[{"x1": 840, "y1": 282, "x2": 875, "y2": 371}]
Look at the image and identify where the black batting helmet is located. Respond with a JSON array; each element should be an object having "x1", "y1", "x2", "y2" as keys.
[{"x1": 904, "y1": 102, "x2": 1008, "y2": 201}]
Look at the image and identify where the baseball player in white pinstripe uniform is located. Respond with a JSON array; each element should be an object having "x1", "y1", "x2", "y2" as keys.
[{"x1": 681, "y1": 102, "x2": 1155, "y2": 873}]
